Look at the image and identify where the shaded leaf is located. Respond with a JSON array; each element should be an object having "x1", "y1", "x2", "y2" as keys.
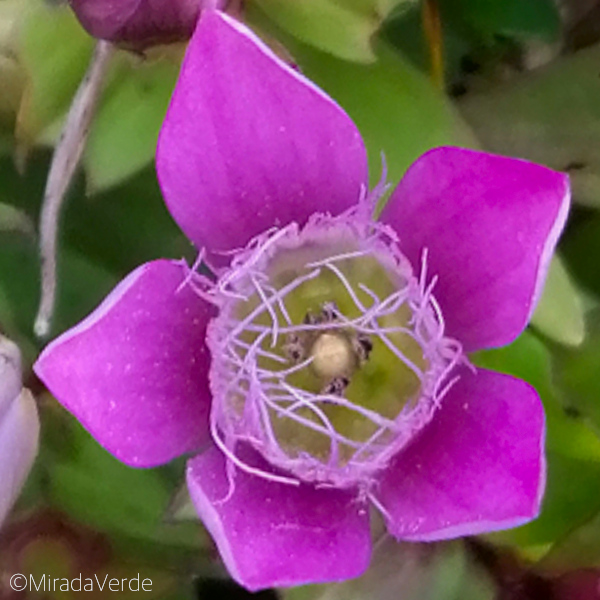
[
  {"x1": 459, "y1": 45, "x2": 600, "y2": 208},
  {"x1": 42, "y1": 406, "x2": 208, "y2": 553},
  {"x1": 542, "y1": 510, "x2": 600, "y2": 573},
  {"x1": 441, "y1": 0, "x2": 561, "y2": 44},
  {"x1": 16, "y1": 0, "x2": 93, "y2": 146},
  {"x1": 0, "y1": 232, "x2": 118, "y2": 350},
  {"x1": 562, "y1": 213, "x2": 600, "y2": 298},
  {"x1": 84, "y1": 53, "x2": 179, "y2": 193},
  {"x1": 531, "y1": 255, "x2": 586, "y2": 347}
]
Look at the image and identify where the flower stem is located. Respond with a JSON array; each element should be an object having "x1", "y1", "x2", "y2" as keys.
[{"x1": 34, "y1": 40, "x2": 113, "y2": 339}]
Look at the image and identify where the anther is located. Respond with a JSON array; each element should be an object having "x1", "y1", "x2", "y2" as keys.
[
  {"x1": 284, "y1": 333, "x2": 305, "y2": 363},
  {"x1": 322, "y1": 376, "x2": 350, "y2": 397},
  {"x1": 354, "y1": 334, "x2": 373, "y2": 364},
  {"x1": 303, "y1": 311, "x2": 320, "y2": 325},
  {"x1": 321, "y1": 301, "x2": 339, "y2": 322}
]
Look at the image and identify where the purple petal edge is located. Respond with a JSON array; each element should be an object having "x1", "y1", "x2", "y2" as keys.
[
  {"x1": 186, "y1": 444, "x2": 371, "y2": 591},
  {"x1": 382, "y1": 147, "x2": 571, "y2": 352},
  {"x1": 374, "y1": 367, "x2": 546, "y2": 541},
  {"x1": 35, "y1": 260, "x2": 216, "y2": 468},
  {"x1": 156, "y1": 10, "x2": 368, "y2": 262}
]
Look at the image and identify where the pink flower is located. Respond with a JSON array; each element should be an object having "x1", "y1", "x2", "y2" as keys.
[{"x1": 35, "y1": 10, "x2": 570, "y2": 591}]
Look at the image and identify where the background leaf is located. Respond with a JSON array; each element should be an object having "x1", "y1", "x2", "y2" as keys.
[
  {"x1": 531, "y1": 255, "x2": 586, "y2": 347},
  {"x1": 16, "y1": 0, "x2": 92, "y2": 146},
  {"x1": 249, "y1": 5, "x2": 477, "y2": 192},
  {"x1": 83, "y1": 52, "x2": 180, "y2": 193},
  {"x1": 474, "y1": 332, "x2": 600, "y2": 556},
  {"x1": 254, "y1": 0, "x2": 417, "y2": 63},
  {"x1": 459, "y1": 45, "x2": 600, "y2": 209},
  {"x1": 284, "y1": 539, "x2": 495, "y2": 600}
]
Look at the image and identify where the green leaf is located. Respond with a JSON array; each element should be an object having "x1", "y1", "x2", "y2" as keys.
[
  {"x1": 254, "y1": 0, "x2": 416, "y2": 63},
  {"x1": 489, "y1": 452, "x2": 600, "y2": 555},
  {"x1": 474, "y1": 333, "x2": 600, "y2": 554},
  {"x1": 42, "y1": 407, "x2": 208, "y2": 552},
  {"x1": 249, "y1": 6, "x2": 477, "y2": 191},
  {"x1": 0, "y1": 0, "x2": 29, "y2": 125},
  {"x1": 531, "y1": 255, "x2": 586, "y2": 347},
  {"x1": 557, "y1": 328, "x2": 600, "y2": 436},
  {"x1": 16, "y1": 0, "x2": 93, "y2": 145},
  {"x1": 0, "y1": 201, "x2": 34, "y2": 235},
  {"x1": 459, "y1": 44, "x2": 600, "y2": 209},
  {"x1": 473, "y1": 332, "x2": 600, "y2": 464},
  {"x1": 84, "y1": 54, "x2": 179, "y2": 193},
  {"x1": 541, "y1": 509, "x2": 600, "y2": 573},
  {"x1": 0, "y1": 231, "x2": 119, "y2": 350},
  {"x1": 440, "y1": 0, "x2": 561, "y2": 44}
]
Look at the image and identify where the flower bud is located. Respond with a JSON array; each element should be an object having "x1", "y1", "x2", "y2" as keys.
[
  {"x1": 0, "y1": 335, "x2": 39, "y2": 527},
  {"x1": 0, "y1": 334, "x2": 22, "y2": 416},
  {"x1": 69, "y1": 0, "x2": 205, "y2": 50}
]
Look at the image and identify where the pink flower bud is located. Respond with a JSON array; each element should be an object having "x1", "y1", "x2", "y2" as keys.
[{"x1": 69, "y1": 0, "x2": 207, "y2": 49}]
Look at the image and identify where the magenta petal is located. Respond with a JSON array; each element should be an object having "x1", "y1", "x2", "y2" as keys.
[
  {"x1": 382, "y1": 147, "x2": 570, "y2": 351},
  {"x1": 157, "y1": 11, "x2": 368, "y2": 260},
  {"x1": 186, "y1": 445, "x2": 371, "y2": 590},
  {"x1": 375, "y1": 367, "x2": 545, "y2": 541},
  {"x1": 35, "y1": 260, "x2": 216, "y2": 468}
]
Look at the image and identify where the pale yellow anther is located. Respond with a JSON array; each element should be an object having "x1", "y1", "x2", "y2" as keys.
[{"x1": 310, "y1": 333, "x2": 353, "y2": 379}]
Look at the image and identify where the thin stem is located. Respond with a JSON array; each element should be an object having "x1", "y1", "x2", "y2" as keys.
[
  {"x1": 34, "y1": 40, "x2": 114, "y2": 338},
  {"x1": 422, "y1": 0, "x2": 444, "y2": 91}
]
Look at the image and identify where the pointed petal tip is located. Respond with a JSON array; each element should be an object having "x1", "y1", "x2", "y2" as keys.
[{"x1": 156, "y1": 9, "x2": 368, "y2": 261}]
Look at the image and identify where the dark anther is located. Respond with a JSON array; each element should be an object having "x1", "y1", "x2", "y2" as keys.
[
  {"x1": 303, "y1": 312, "x2": 320, "y2": 325},
  {"x1": 284, "y1": 334, "x2": 305, "y2": 363},
  {"x1": 322, "y1": 376, "x2": 350, "y2": 397},
  {"x1": 354, "y1": 334, "x2": 373, "y2": 363},
  {"x1": 321, "y1": 302, "x2": 339, "y2": 322}
]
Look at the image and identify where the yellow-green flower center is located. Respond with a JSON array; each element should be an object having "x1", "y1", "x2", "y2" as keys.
[{"x1": 208, "y1": 216, "x2": 462, "y2": 488}]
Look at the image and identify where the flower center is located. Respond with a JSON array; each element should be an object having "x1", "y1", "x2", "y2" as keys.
[{"x1": 207, "y1": 213, "x2": 463, "y2": 488}]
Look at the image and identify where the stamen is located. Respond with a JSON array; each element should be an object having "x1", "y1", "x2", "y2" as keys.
[{"x1": 205, "y1": 210, "x2": 464, "y2": 490}]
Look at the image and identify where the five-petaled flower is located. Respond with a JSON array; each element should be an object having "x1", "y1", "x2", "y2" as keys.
[{"x1": 35, "y1": 10, "x2": 570, "y2": 592}]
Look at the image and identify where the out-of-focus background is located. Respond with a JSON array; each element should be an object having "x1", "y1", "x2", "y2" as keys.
[{"x1": 1, "y1": 0, "x2": 600, "y2": 598}]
